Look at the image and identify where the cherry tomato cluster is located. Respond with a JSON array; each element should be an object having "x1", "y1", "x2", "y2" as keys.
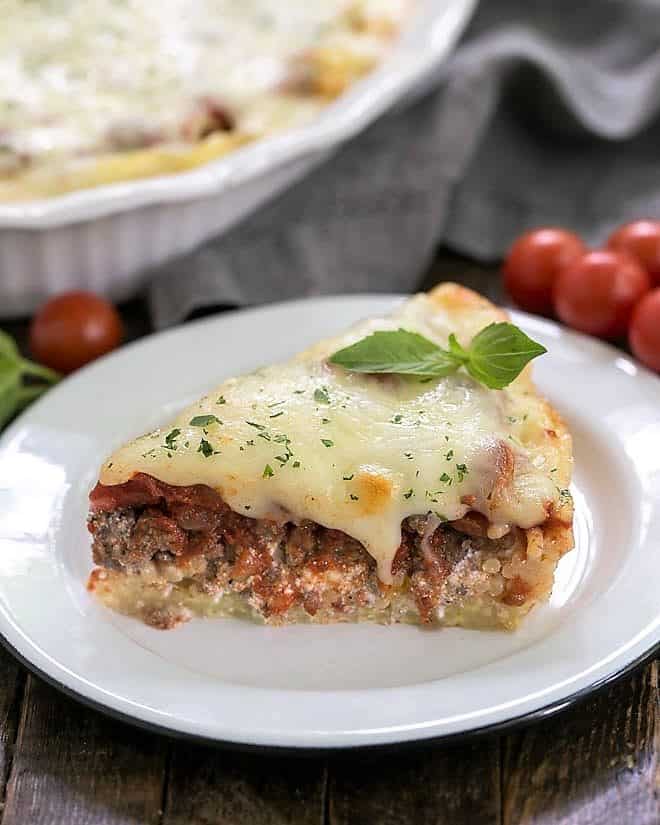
[{"x1": 503, "y1": 220, "x2": 660, "y2": 373}]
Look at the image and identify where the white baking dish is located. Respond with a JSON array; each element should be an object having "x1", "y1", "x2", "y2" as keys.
[{"x1": 0, "y1": 0, "x2": 476, "y2": 317}]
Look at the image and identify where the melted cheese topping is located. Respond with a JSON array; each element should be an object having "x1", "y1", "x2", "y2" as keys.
[
  {"x1": 99, "y1": 287, "x2": 572, "y2": 583},
  {"x1": 1, "y1": 0, "x2": 404, "y2": 172}
]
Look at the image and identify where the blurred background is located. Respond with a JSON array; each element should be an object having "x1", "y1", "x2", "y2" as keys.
[
  {"x1": 145, "y1": 0, "x2": 660, "y2": 327},
  {"x1": 3, "y1": 0, "x2": 660, "y2": 413}
]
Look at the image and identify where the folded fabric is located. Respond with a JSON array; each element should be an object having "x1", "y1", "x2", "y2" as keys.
[{"x1": 149, "y1": 0, "x2": 660, "y2": 328}]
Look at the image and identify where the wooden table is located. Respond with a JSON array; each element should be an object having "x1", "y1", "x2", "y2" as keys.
[{"x1": 0, "y1": 252, "x2": 657, "y2": 825}]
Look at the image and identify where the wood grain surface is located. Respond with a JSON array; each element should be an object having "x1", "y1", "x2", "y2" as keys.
[{"x1": 0, "y1": 252, "x2": 657, "y2": 825}]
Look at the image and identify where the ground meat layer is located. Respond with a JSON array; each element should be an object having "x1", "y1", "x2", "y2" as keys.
[{"x1": 87, "y1": 477, "x2": 562, "y2": 630}]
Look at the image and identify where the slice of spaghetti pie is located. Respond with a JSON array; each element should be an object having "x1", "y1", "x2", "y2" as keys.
[{"x1": 88, "y1": 284, "x2": 574, "y2": 630}]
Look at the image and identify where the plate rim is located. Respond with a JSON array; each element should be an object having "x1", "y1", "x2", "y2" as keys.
[
  {"x1": 0, "y1": 293, "x2": 658, "y2": 750},
  {"x1": 0, "y1": 627, "x2": 655, "y2": 754}
]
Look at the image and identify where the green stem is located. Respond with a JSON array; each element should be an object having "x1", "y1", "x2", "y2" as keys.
[
  {"x1": 20, "y1": 358, "x2": 61, "y2": 384},
  {"x1": 447, "y1": 334, "x2": 470, "y2": 363}
]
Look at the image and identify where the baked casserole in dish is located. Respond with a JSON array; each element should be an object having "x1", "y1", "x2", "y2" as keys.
[{"x1": 1, "y1": 0, "x2": 414, "y2": 200}]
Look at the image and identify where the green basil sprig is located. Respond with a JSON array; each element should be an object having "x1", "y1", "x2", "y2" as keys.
[
  {"x1": 328, "y1": 323, "x2": 546, "y2": 390},
  {"x1": 0, "y1": 330, "x2": 60, "y2": 429}
]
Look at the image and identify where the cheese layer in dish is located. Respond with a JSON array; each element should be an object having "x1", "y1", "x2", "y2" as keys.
[
  {"x1": 88, "y1": 284, "x2": 574, "y2": 630},
  {"x1": 1, "y1": 0, "x2": 412, "y2": 200}
]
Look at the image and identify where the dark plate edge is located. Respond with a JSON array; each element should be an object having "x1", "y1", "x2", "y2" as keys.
[{"x1": 0, "y1": 629, "x2": 656, "y2": 757}]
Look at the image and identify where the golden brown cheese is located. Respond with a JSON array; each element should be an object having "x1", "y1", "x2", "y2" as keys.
[{"x1": 99, "y1": 284, "x2": 572, "y2": 584}]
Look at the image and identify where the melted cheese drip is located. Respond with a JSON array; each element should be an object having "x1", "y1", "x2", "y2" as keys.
[
  {"x1": 100, "y1": 293, "x2": 570, "y2": 584},
  {"x1": 0, "y1": 0, "x2": 399, "y2": 165}
]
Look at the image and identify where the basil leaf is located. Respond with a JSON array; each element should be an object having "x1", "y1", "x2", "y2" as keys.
[
  {"x1": 328, "y1": 321, "x2": 546, "y2": 390},
  {"x1": 0, "y1": 330, "x2": 61, "y2": 432},
  {"x1": 0, "y1": 366, "x2": 21, "y2": 429},
  {"x1": 329, "y1": 329, "x2": 462, "y2": 377},
  {"x1": 466, "y1": 323, "x2": 547, "y2": 390},
  {"x1": 15, "y1": 385, "x2": 48, "y2": 413},
  {"x1": 0, "y1": 330, "x2": 19, "y2": 361}
]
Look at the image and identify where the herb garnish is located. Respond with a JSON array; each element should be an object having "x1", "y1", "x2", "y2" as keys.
[
  {"x1": 164, "y1": 429, "x2": 181, "y2": 449},
  {"x1": 349, "y1": 494, "x2": 359, "y2": 501},
  {"x1": 246, "y1": 421, "x2": 265, "y2": 430},
  {"x1": 0, "y1": 330, "x2": 60, "y2": 429},
  {"x1": 439, "y1": 472, "x2": 452, "y2": 484},
  {"x1": 328, "y1": 323, "x2": 546, "y2": 390},
  {"x1": 190, "y1": 414, "x2": 222, "y2": 427},
  {"x1": 314, "y1": 387, "x2": 330, "y2": 404},
  {"x1": 269, "y1": 411, "x2": 284, "y2": 419},
  {"x1": 342, "y1": 473, "x2": 354, "y2": 481},
  {"x1": 292, "y1": 461, "x2": 301, "y2": 468},
  {"x1": 216, "y1": 396, "x2": 226, "y2": 405},
  {"x1": 197, "y1": 438, "x2": 213, "y2": 458},
  {"x1": 456, "y1": 463, "x2": 468, "y2": 482},
  {"x1": 321, "y1": 438, "x2": 334, "y2": 448},
  {"x1": 403, "y1": 489, "x2": 414, "y2": 499},
  {"x1": 445, "y1": 449, "x2": 454, "y2": 461},
  {"x1": 263, "y1": 464, "x2": 274, "y2": 478}
]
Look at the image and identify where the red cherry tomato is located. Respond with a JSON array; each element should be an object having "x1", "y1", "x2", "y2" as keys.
[
  {"x1": 29, "y1": 291, "x2": 124, "y2": 374},
  {"x1": 503, "y1": 228, "x2": 585, "y2": 315},
  {"x1": 608, "y1": 219, "x2": 660, "y2": 284},
  {"x1": 553, "y1": 250, "x2": 651, "y2": 339},
  {"x1": 629, "y1": 288, "x2": 660, "y2": 372}
]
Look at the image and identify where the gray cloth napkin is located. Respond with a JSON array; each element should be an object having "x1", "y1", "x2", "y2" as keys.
[{"x1": 149, "y1": 0, "x2": 660, "y2": 328}]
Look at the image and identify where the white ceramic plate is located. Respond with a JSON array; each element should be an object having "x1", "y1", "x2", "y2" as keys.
[{"x1": 0, "y1": 295, "x2": 658, "y2": 750}]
